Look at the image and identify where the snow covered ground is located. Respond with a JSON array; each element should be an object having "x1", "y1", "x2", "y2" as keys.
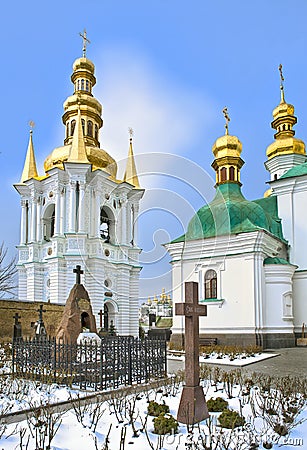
[
  {"x1": 168, "y1": 351, "x2": 279, "y2": 367},
  {"x1": 0, "y1": 371, "x2": 306, "y2": 450}
]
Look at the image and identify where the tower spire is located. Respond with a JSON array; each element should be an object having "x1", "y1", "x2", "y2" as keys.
[
  {"x1": 20, "y1": 122, "x2": 38, "y2": 183},
  {"x1": 123, "y1": 128, "x2": 140, "y2": 188},
  {"x1": 67, "y1": 104, "x2": 90, "y2": 163}
]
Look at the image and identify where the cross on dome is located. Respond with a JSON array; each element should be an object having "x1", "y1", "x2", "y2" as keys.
[{"x1": 79, "y1": 29, "x2": 90, "y2": 58}]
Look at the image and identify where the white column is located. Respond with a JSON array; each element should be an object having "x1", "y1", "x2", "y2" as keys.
[
  {"x1": 54, "y1": 190, "x2": 61, "y2": 236},
  {"x1": 78, "y1": 182, "x2": 86, "y2": 233},
  {"x1": 121, "y1": 201, "x2": 127, "y2": 244},
  {"x1": 95, "y1": 191, "x2": 101, "y2": 237},
  {"x1": 89, "y1": 188, "x2": 94, "y2": 237},
  {"x1": 69, "y1": 181, "x2": 76, "y2": 233},
  {"x1": 60, "y1": 187, "x2": 65, "y2": 234},
  {"x1": 127, "y1": 202, "x2": 132, "y2": 245},
  {"x1": 30, "y1": 198, "x2": 37, "y2": 242},
  {"x1": 36, "y1": 197, "x2": 42, "y2": 242},
  {"x1": 133, "y1": 203, "x2": 139, "y2": 246},
  {"x1": 20, "y1": 200, "x2": 27, "y2": 244}
]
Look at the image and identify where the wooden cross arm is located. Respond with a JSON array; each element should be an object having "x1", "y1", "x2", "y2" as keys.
[{"x1": 175, "y1": 303, "x2": 207, "y2": 317}]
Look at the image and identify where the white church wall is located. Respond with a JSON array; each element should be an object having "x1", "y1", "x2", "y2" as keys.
[
  {"x1": 263, "y1": 264, "x2": 295, "y2": 333},
  {"x1": 292, "y1": 271, "x2": 307, "y2": 333}
]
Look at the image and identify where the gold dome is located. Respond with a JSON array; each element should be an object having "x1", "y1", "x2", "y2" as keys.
[
  {"x1": 43, "y1": 54, "x2": 118, "y2": 178},
  {"x1": 44, "y1": 144, "x2": 117, "y2": 178},
  {"x1": 211, "y1": 110, "x2": 244, "y2": 186},
  {"x1": 266, "y1": 70, "x2": 306, "y2": 160},
  {"x1": 212, "y1": 134, "x2": 242, "y2": 159}
]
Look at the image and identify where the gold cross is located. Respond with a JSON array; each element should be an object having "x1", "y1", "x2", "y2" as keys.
[
  {"x1": 29, "y1": 120, "x2": 35, "y2": 134},
  {"x1": 128, "y1": 127, "x2": 134, "y2": 140},
  {"x1": 222, "y1": 107, "x2": 230, "y2": 135},
  {"x1": 79, "y1": 29, "x2": 90, "y2": 57},
  {"x1": 279, "y1": 63, "x2": 285, "y2": 85}
]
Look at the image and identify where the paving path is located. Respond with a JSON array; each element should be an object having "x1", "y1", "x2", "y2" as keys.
[{"x1": 167, "y1": 348, "x2": 307, "y2": 377}]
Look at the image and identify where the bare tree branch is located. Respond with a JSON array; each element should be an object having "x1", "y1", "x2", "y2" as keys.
[{"x1": 0, "y1": 242, "x2": 17, "y2": 298}]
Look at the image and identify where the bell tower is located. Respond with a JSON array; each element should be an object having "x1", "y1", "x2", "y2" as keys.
[
  {"x1": 14, "y1": 33, "x2": 144, "y2": 336},
  {"x1": 265, "y1": 64, "x2": 306, "y2": 180}
]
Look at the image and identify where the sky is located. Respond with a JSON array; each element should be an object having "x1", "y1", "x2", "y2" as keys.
[{"x1": 1, "y1": 0, "x2": 307, "y2": 301}]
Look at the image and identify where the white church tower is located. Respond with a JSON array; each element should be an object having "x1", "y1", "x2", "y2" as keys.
[{"x1": 14, "y1": 35, "x2": 144, "y2": 336}]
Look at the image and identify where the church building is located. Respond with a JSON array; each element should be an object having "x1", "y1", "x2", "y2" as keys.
[
  {"x1": 166, "y1": 69, "x2": 307, "y2": 349},
  {"x1": 14, "y1": 36, "x2": 144, "y2": 336}
]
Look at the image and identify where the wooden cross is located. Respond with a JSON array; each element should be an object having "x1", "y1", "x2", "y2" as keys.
[
  {"x1": 73, "y1": 265, "x2": 84, "y2": 284},
  {"x1": 98, "y1": 309, "x2": 104, "y2": 328},
  {"x1": 175, "y1": 281, "x2": 209, "y2": 424},
  {"x1": 13, "y1": 313, "x2": 21, "y2": 325},
  {"x1": 79, "y1": 29, "x2": 90, "y2": 57},
  {"x1": 37, "y1": 305, "x2": 46, "y2": 323}
]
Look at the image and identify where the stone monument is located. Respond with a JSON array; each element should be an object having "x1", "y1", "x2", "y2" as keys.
[
  {"x1": 175, "y1": 281, "x2": 209, "y2": 424},
  {"x1": 56, "y1": 265, "x2": 97, "y2": 344}
]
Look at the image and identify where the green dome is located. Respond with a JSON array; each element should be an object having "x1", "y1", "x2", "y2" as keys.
[{"x1": 172, "y1": 183, "x2": 284, "y2": 242}]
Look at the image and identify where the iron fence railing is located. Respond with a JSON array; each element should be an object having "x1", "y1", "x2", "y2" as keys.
[{"x1": 12, "y1": 336, "x2": 167, "y2": 391}]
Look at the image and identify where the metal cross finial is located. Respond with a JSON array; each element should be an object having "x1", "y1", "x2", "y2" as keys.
[
  {"x1": 79, "y1": 29, "x2": 90, "y2": 58},
  {"x1": 222, "y1": 107, "x2": 230, "y2": 135},
  {"x1": 128, "y1": 127, "x2": 134, "y2": 140},
  {"x1": 279, "y1": 63, "x2": 285, "y2": 102},
  {"x1": 29, "y1": 121, "x2": 35, "y2": 134},
  {"x1": 279, "y1": 63, "x2": 285, "y2": 85},
  {"x1": 73, "y1": 265, "x2": 84, "y2": 284}
]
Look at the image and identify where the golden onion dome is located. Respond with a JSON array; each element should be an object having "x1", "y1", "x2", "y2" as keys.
[
  {"x1": 211, "y1": 108, "x2": 244, "y2": 186},
  {"x1": 212, "y1": 134, "x2": 243, "y2": 159},
  {"x1": 43, "y1": 53, "x2": 118, "y2": 179},
  {"x1": 44, "y1": 144, "x2": 117, "y2": 178},
  {"x1": 266, "y1": 68, "x2": 306, "y2": 160}
]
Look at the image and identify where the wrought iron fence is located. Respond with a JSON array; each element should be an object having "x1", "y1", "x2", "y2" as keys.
[{"x1": 12, "y1": 336, "x2": 167, "y2": 390}]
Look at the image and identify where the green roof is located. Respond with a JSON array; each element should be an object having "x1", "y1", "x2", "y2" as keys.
[
  {"x1": 280, "y1": 162, "x2": 307, "y2": 179},
  {"x1": 264, "y1": 257, "x2": 291, "y2": 265},
  {"x1": 172, "y1": 182, "x2": 285, "y2": 243}
]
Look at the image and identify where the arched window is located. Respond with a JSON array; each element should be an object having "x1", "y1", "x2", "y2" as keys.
[
  {"x1": 229, "y1": 166, "x2": 235, "y2": 181},
  {"x1": 81, "y1": 79, "x2": 85, "y2": 90},
  {"x1": 43, "y1": 204, "x2": 55, "y2": 241},
  {"x1": 81, "y1": 119, "x2": 85, "y2": 135},
  {"x1": 66, "y1": 122, "x2": 69, "y2": 139},
  {"x1": 204, "y1": 269, "x2": 217, "y2": 299},
  {"x1": 87, "y1": 120, "x2": 93, "y2": 137},
  {"x1": 71, "y1": 120, "x2": 76, "y2": 136},
  {"x1": 220, "y1": 167, "x2": 227, "y2": 182},
  {"x1": 86, "y1": 80, "x2": 89, "y2": 91},
  {"x1": 95, "y1": 125, "x2": 98, "y2": 140},
  {"x1": 100, "y1": 207, "x2": 110, "y2": 242}
]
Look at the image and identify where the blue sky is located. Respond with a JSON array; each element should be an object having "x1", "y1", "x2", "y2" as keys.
[{"x1": 1, "y1": 1, "x2": 307, "y2": 300}]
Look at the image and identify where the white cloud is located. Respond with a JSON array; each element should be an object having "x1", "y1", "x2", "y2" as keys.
[{"x1": 94, "y1": 44, "x2": 216, "y2": 178}]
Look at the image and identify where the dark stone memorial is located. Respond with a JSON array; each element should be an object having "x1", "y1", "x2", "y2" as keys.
[
  {"x1": 56, "y1": 265, "x2": 97, "y2": 344},
  {"x1": 175, "y1": 281, "x2": 209, "y2": 424}
]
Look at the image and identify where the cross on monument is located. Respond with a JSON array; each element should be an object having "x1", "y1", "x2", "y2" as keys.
[
  {"x1": 37, "y1": 305, "x2": 46, "y2": 323},
  {"x1": 13, "y1": 313, "x2": 21, "y2": 325},
  {"x1": 175, "y1": 281, "x2": 209, "y2": 424},
  {"x1": 73, "y1": 265, "x2": 84, "y2": 284},
  {"x1": 98, "y1": 309, "x2": 104, "y2": 328}
]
